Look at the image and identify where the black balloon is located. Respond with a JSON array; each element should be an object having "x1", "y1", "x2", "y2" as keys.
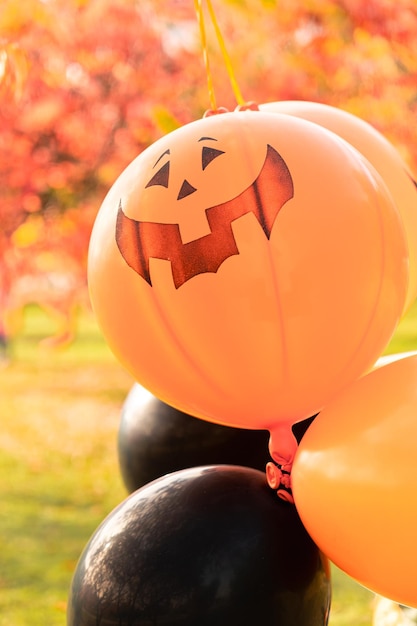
[
  {"x1": 68, "y1": 465, "x2": 331, "y2": 626},
  {"x1": 117, "y1": 384, "x2": 271, "y2": 492}
]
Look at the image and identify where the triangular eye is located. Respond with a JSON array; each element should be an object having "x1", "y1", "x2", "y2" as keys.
[
  {"x1": 145, "y1": 161, "x2": 170, "y2": 188},
  {"x1": 202, "y1": 146, "x2": 225, "y2": 170}
]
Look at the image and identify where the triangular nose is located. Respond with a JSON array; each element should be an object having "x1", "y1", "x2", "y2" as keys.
[{"x1": 177, "y1": 179, "x2": 197, "y2": 200}]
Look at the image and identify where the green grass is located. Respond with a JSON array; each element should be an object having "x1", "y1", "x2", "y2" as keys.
[
  {"x1": 1, "y1": 301, "x2": 417, "y2": 625},
  {"x1": 1, "y1": 305, "x2": 133, "y2": 625}
]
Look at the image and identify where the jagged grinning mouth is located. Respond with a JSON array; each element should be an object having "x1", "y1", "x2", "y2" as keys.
[{"x1": 116, "y1": 144, "x2": 294, "y2": 288}]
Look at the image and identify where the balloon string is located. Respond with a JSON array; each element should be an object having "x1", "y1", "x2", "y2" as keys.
[
  {"x1": 194, "y1": 0, "x2": 217, "y2": 111},
  {"x1": 194, "y1": 0, "x2": 245, "y2": 109},
  {"x1": 205, "y1": 0, "x2": 245, "y2": 106}
]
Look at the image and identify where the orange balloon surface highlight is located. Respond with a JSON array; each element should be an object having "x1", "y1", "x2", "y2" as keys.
[
  {"x1": 292, "y1": 355, "x2": 417, "y2": 608},
  {"x1": 375, "y1": 350, "x2": 417, "y2": 369},
  {"x1": 260, "y1": 100, "x2": 417, "y2": 313},
  {"x1": 88, "y1": 110, "x2": 408, "y2": 468}
]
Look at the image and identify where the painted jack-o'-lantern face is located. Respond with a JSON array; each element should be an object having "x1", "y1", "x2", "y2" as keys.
[
  {"x1": 88, "y1": 111, "x2": 408, "y2": 468},
  {"x1": 116, "y1": 140, "x2": 294, "y2": 288}
]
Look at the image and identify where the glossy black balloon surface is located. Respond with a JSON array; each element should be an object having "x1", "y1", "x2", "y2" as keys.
[
  {"x1": 68, "y1": 465, "x2": 331, "y2": 626},
  {"x1": 118, "y1": 384, "x2": 271, "y2": 492}
]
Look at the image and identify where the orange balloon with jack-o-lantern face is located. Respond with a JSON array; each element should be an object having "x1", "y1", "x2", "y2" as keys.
[{"x1": 88, "y1": 110, "x2": 408, "y2": 466}]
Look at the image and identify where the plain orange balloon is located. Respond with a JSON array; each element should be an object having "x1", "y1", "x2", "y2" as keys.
[
  {"x1": 88, "y1": 110, "x2": 407, "y2": 467},
  {"x1": 292, "y1": 354, "x2": 417, "y2": 608},
  {"x1": 260, "y1": 100, "x2": 417, "y2": 313}
]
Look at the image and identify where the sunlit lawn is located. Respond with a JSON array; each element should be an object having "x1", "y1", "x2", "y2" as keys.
[
  {"x1": 1, "y1": 301, "x2": 416, "y2": 625},
  {"x1": 0, "y1": 306, "x2": 133, "y2": 626}
]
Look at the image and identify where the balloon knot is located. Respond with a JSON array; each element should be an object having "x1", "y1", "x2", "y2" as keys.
[
  {"x1": 266, "y1": 461, "x2": 294, "y2": 504},
  {"x1": 234, "y1": 101, "x2": 259, "y2": 111},
  {"x1": 203, "y1": 107, "x2": 230, "y2": 117}
]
